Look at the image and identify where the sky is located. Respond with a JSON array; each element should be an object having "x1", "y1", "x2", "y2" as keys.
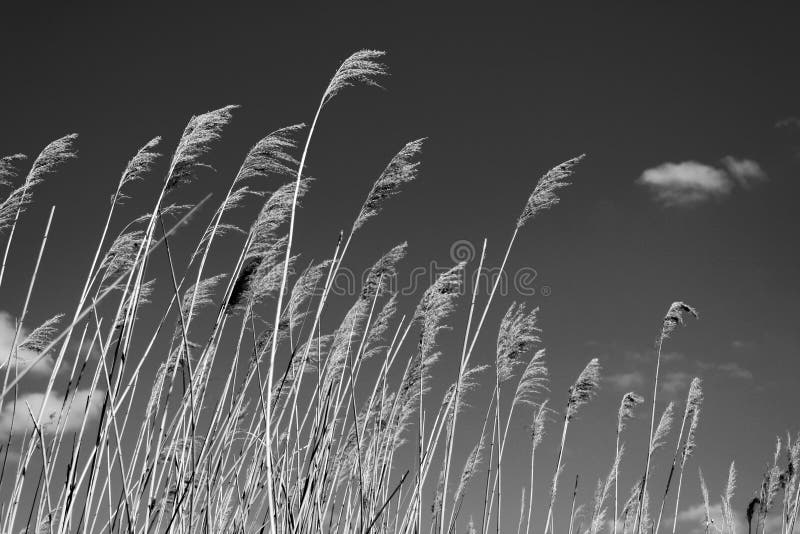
[{"x1": 1, "y1": 4, "x2": 799, "y2": 533}]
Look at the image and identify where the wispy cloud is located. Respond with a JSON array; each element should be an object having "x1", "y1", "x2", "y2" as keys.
[
  {"x1": 605, "y1": 370, "x2": 645, "y2": 390},
  {"x1": 698, "y1": 361, "x2": 754, "y2": 380},
  {"x1": 777, "y1": 116, "x2": 800, "y2": 129},
  {"x1": 661, "y1": 370, "x2": 692, "y2": 396},
  {"x1": 637, "y1": 156, "x2": 767, "y2": 207},
  {"x1": 731, "y1": 339, "x2": 756, "y2": 350},
  {"x1": 721, "y1": 156, "x2": 767, "y2": 188}
]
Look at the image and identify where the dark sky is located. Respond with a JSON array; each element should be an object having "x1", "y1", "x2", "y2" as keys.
[{"x1": 1, "y1": 4, "x2": 799, "y2": 533}]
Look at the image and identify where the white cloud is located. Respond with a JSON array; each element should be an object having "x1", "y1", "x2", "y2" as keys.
[
  {"x1": 0, "y1": 311, "x2": 55, "y2": 376},
  {"x1": 0, "y1": 388, "x2": 104, "y2": 438},
  {"x1": 721, "y1": 156, "x2": 767, "y2": 188},
  {"x1": 676, "y1": 502, "x2": 780, "y2": 534},
  {"x1": 637, "y1": 161, "x2": 732, "y2": 206},
  {"x1": 637, "y1": 156, "x2": 767, "y2": 207}
]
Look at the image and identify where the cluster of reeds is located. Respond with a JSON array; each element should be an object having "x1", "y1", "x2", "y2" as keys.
[{"x1": 0, "y1": 50, "x2": 796, "y2": 534}]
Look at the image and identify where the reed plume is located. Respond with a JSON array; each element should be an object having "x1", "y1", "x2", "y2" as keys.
[
  {"x1": 322, "y1": 50, "x2": 387, "y2": 106},
  {"x1": 590, "y1": 446, "x2": 622, "y2": 534},
  {"x1": 567, "y1": 357, "x2": 601, "y2": 420},
  {"x1": 525, "y1": 400, "x2": 549, "y2": 534},
  {"x1": 165, "y1": 105, "x2": 238, "y2": 190},
  {"x1": 234, "y1": 124, "x2": 303, "y2": 183},
  {"x1": 487, "y1": 306, "x2": 546, "y2": 534},
  {"x1": 496, "y1": 303, "x2": 541, "y2": 384},
  {"x1": 722, "y1": 461, "x2": 737, "y2": 534},
  {"x1": 670, "y1": 377, "x2": 704, "y2": 534},
  {"x1": 0, "y1": 154, "x2": 26, "y2": 189},
  {"x1": 0, "y1": 135, "x2": 77, "y2": 297},
  {"x1": 413, "y1": 262, "x2": 464, "y2": 358},
  {"x1": 659, "y1": 301, "x2": 699, "y2": 344},
  {"x1": 516, "y1": 155, "x2": 585, "y2": 228},
  {"x1": 452, "y1": 430, "x2": 487, "y2": 518},
  {"x1": 615, "y1": 392, "x2": 644, "y2": 534},
  {"x1": 116, "y1": 137, "x2": 162, "y2": 202},
  {"x1": 635, "y1": 301, "x2": 698, "y2": 534},
  {"x1": 362, "y1": 243, "x2": 407, "y2": 301},
  {"x1": 756, "y1": 438, "x2": 783, "y2": 533},
  {"x1": 19, "y1": 314, "x2": 64, "y2": 354},
  {"x1": 650, "y1": 402, "x2": 675, "y2": 454},
  {"x1": 544, "y1": 357, "x2": 601, "y2": 534},
  {"x1": 700, "y1": 468, "x2": 713, "y2": 534},
  {"x1": 353, "y1": 139, "x2": 425, "y2": 232}
]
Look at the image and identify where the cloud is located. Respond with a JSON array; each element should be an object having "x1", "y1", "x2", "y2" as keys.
[
  {"x1": 0, "y1": 388, "x2": 104, "y2": 439},
  {"x1": 605, "y1": 371, "x2": 645, "y2": 390},
  {"x1": 721, "y1": 156, "x2": 767, "y2": 188},
  {"x1": 776, "y1": 116, "x2": 800, "y2": 129},
  {"x1": 607, "y1": 351, "x2": 688, "y2": 393},
  {"x1": 637, "y1": 156, "x2": 767, "y2": 207},
  {"x1": 676, "y1": 502, "x2": 780, "y2": 534},
  {"x1": 675, "y1": 503, "x2": 735, "y2": 534},
  {"x1": 698, "y1": 361, "x2": 754, "y2": 380},
  {"x1": 0, "y1": 311, "x2": 55, "y2": 377},
  {"x1": 661, "y1": 371, "x2": 692, "y2": 395}
]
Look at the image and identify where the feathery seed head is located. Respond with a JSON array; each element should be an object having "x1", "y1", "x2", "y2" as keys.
[
  {"x1": 699, "y1": 468, "x2": 712, "y2": 530},
  {"x1": 323, "y1": 50, "x2": 387, "y2": 106},
  {"x1": 496, "y1": 302, "x2": 541, "y2": 383},
  {"x1": 287, "y1": 259, "x2": 332, "y2": 333},
  {"x1": 531, "y1": 399, "x2": 550, "y2": 447},
  {"x1": 1, "y1": 135, "x2": 77, "y2": 232},
  {"x1": 234, "y1": 124, "x2": 304, "y2": 185},
  {"x1": 166, "y1": 105, "x2": 238, "y2": 190},
  {"x1": 249, "y1": 178, "x2": 312, "y2": 254},
  {"x1": 119, "y1": 137, "x2": 162, "y2": 193},
  {"x1": 20, "y1": 314, "x2": 64, "y2": 353},
  {"x1": 183, "y1": 274, "x2": 226, "y2": 318},
  {"x1": 660, "y1": 301, "x2": 698, "y2": 343},
  {"x1": 617, "y1": 391, "x2": 644, "y2": 432},
  {"x1": 227, "y1": 256, "x2": 261, "y2": 312},
  {"x1": 681, "y1": 378, "x2": 703, "y2": 465},
  {"x1": 353, "y1": 139, "x2": 424, "y2": 232},
  {"x1": 516, "y1": 154, "x2": 585, "y2": 228},
  {"x1": 413, "y1": 262, "x2": 465, "y2": 358},
  {"x1": 28, "y1": 134, "x2": 79, "y2": 184},
  {"x1": 721, "y1": 462, "x2": 738, "y2": 534},
  {"x1": 453, "y1": 432, "x2": 487, "y2": 505},
  {"x1": 100, "y1": 230, "x2": 144, "y2": 284},
  {"x1": 567, "y1": 357, "x2": 601, "y2": 420},
  {"x1": 361, "y1": 243, "x2": 407, "y2": 300},
  {"x1": 512, "y1": 348, "x2": 549, "y2": 407},
  {"x1": 649, "y1": 401, "x2": 675, "y2": 453},
  {"x1": 725, "y1": 461, "x2": 737, "y2": 505},
  {"x1": 0, "y1": 153, "x2": 26, "y2": 187},
  {"x1": 362, "y1": 293, "x2": 399, "y2": 361}
]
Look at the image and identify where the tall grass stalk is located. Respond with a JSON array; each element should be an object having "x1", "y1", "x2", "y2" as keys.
[
  {"x1": 543, "y1": 358, "x2": 601, "y2": 534},
  {"x1": 633, "y1": 302, "x2": 697, "y2": 534}
]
